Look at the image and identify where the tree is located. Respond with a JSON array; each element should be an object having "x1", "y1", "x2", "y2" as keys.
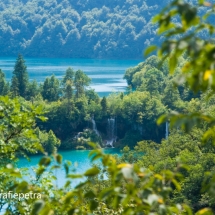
[
  {"x1": 74, "y1": 70, "x2": 91, "y2": 98},
  {"x1": 62, "y1": 67, "x2": 74, "y2": 84},
  {"x1": 0, "y1": 69, "x2": 9, "y2": 95},
  {"x1": 100, "y1": 96, "x2": 107, "y2": 113},
  {"x1": 44, "y1": 130, "x2": 61, "y2": 154},
  {"x1": 42, "y1": 75, "x2": 60, "y2": 101},
  {"x1": 61, "y1": 68, "x2": 75, "y2": 114},
  {"x1": 140, "y1": 74, "x2": 160, "y2": 96},
  {"x1": 11, "y1": 54, "x2": 29, "y2": 98},
  {"x1": 2, "y1": 1, "x2": 215, "y2": 215},
  {"x1": 62, "y1": 68, "x2": 74, "y2": 102},
  {"x1": 130, "y1": 128, "x2": 215, "y2": 211},
  {"x1": 86, "y1": 89, "x2": 100, "y2": 103},
  {"x1": 26, "y1": 80, "x2": 40, "y2": 100},
  {"x1": 64, "y1": 80, "x2": 73, "y2": 101},
  {"x1": 162, "y1": 81, "x2": 183, "y2": 111},
  {"x1": 0, "y1": 96, "x2": 46, "y2": 163}
]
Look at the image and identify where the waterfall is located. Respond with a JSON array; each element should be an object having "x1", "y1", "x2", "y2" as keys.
[
  {"x1": 138, "y1": 124, "x2": 143, "y2": 135},
  {"x1": 75, "y1": 132, "x2": 81, "y2": 138},
  {"x1": 106, "y1": 117, "x2": 116, "y2": 147},
  {"x1": 165, "y1": 121, "x2": 169, "y2": 140},
  {"x1": 91, "y1": 117, "x2": 99, "y2": 136}
]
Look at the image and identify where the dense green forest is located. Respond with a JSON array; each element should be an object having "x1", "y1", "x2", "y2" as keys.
[
  {"x1": 2, "y1": 0, "x2": 215, "y2": 214},
  {"x1": 0, "y1": 0, "x2": 199, "y2": 59},
  {"x1": 1, "y1": 53, "x2": 197, "y2": 151}
]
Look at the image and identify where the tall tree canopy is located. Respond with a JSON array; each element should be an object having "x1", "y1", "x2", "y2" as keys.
[
  {"x1": 0, "y1": 0, "x2": 199, "y2": 59},
  {"x1": 11, "y1": 54, "x2": 29, "y2": 98},
  {"x1": 42, "y1": 75, "x2": 60, "y2": 102},
  {"x1": 0, "y1": 69, "x2": 9, "y2": 95},
  {"x1": 74, "y1": 70, "x2": 91, "y2": 98}
]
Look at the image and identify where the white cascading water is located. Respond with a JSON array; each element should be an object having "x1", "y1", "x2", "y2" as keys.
[
  {"x1": 91, "y1": 117, "x2": 100, "y2": 136},
  {"x1": 106, "y1": 118, "x2": 116, "y2": 147},
  {"x1": 165, "y1": 121, "x2": 169, "y2": 139}
]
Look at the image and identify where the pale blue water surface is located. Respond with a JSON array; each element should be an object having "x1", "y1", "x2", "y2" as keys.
[
  {"x1": 0, "y1": 58, "x2": 141, "y2": 96},
  {"x1": 1, "y1": 57, "x2": 133, "y2": 184},
  {"x1": 18, "y1": 148, "x2": 121, "y2": 187}
]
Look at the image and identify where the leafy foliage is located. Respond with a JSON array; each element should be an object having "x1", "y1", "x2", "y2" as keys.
[
  {"x1": 0, "y1": 69, "x2": 9, "y2": 95},
  {"x1": 1, "y1": 1, "x2": 215, "y2": 215},
  {"x1": 42, "y1": 75, "x2": 61, "y2": 102},
  {"x1": 11, "y1": 54, "x2": 29, "y2": 98},
  {"x1": 0, "y1": 96, "x2": 45, "y2": 161},
  {"x1": 0, "y1": 0, "x2": 198, "y2": 59}
]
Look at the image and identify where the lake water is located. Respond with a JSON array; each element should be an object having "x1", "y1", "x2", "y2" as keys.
[
  {"x1": 0, "y1": 57, "x2": 141, "y2": 96},
  {"x1": 18, "y1": 148, "x2": 121, "y2": 187}
]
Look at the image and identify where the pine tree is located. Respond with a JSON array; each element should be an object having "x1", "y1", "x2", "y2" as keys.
[
  {"x1": 0, "y1": 69, "x2": 9, "y2": 95},
  {"x1": 62, "y1": 67, "x2": 74, "y2": 101},
  {"x1": 62, "y1": 67, "x2": 74, "y2": 84},
  {"x1": 101, "y1": 96, "x2": 107, "y2": 113},
  {"x1": 64, "y1": 80, "x2": 73, "y2": 101},
  {"x1": 11, "y1": 54, "x2": 29, "y2": 97}
]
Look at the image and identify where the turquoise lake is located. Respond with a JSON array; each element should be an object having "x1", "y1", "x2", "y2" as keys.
[
  {"x1": 0, "y1": 57, "x2": 142, "y2": 96},
  {"x1": 18, "y1": 148, "x2": 121, "y2": 187},
  {"x1": 0, "y1": 57, "x2": 132, "y2": 185}
]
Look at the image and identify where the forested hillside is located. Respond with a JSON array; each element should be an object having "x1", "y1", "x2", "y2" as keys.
[
  {"x1": 0, "y1": 0, "x2": 197, "y2": 59},
  {"x1": 0, "y1": 53, "x2": 200, "y2": 150},
  {"x1": 2, "y1": 1, "x2": 215, "y2": 214}
]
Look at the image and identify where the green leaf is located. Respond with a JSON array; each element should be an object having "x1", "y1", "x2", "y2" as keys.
[
  {"x1": 172, "y1": 178, "x2": 181, "y2": 191},
  {"x1": 152, "y1": 14, "x2": 161, "y2": 23},
  {"x1": 39, "y1": 205, "x2": 53, "y2": 215},
  {"x1": 91, "y1": 154, "x2": 102, "y2": 162},
  {"x1": 183, "y1": 204, "x2": 193, "y2": 215},
  {"x1": 87, "y1": 141, "x2": 97, "y2": 148},
  {"x1": 169, "y1": 54, "x2": 177, "y2": 74},
  {"x1": 64, "y1": 163, "x2": 69, "y2": 175},
  {"x1": 88, "y1": 149, "x2": 102, "y2": 159},
  {"x1": 39, "y1": 156, "x2": 51, "y2": 166},
  {"x1": 50, "y1": 165, "x2": 60, "y2": 170},
  {"x1": 31, "y1": 200, "x2": 44, "y2": 215},
  {"x1": 198, "y1": 0, "x2": 205, "y2": 4},
  {"x1": 67, "y1": 174, "x2": 83, "y2": 179},
  {"x1": 55, "y1": 154, "x2": 62, "y2": 164},
  {"x1": 36, "y1": 116, "x2": 47, "y2": 122},
  {"x1": 84, "y1": 167, "x2": 100, "y2": 177},
  {"x1": 157, "y1": 114, "x2": 168, "y2": 125},
  {"x1": 90, "y1": 200, "x2": 99, "y2": 211},
  {"x1": 67, "y1": 208, "x2": 75, "y2": 215},
  {"x1": 75, "y1": 181, "x2": 88, "y2": 189},
  {"x1": 158, "y1": 22, "x2": 176, "y2": 34},
  {"x1": 36, "y1": 166, "x2": 46, "y2": 176},
  {"x1": 144, "y1": 45, "x2": 157, "y2": 57},
  {"x1": 84, "y1": 190, "x2": 96, "y2": 198},
  {"x1": 64, "y1": 181, "x2": 71, "y2": 188},
  {"x1": 196, "y1": 208, "x2": 213, "y2": 215},
  {"x1": 100, "y1": 188, "x2": 114, "y2": 200}
]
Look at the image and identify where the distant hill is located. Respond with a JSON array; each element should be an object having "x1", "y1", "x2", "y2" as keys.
[{"x1": 0, "y1": 0, "x2": 198, "y2": 59}]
